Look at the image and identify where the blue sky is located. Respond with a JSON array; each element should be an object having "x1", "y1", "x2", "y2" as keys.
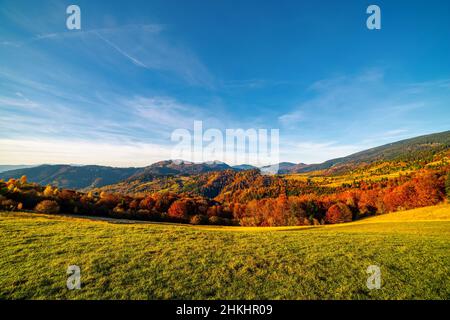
[{"x1": 1, "y1": 0, "x2": 449, "y2": 166}]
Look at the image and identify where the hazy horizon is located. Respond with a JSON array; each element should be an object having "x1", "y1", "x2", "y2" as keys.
[{"x1": 1, "y1": 128, "x2": 449, "y2": 168}]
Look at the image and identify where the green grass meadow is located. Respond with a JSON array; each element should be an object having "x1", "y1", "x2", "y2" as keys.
[{"x1": 0, "y1": 205, "x2": 449, "y2": 299}]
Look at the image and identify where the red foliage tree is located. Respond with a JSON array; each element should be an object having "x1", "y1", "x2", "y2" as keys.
[
  {"x1": 139, "y1": 195, "x2": 155, "y2": 210},
  {"x1": 325, "y1": 203, "x2": 352, "y2": 224},
  {"x1": 167, "y1": 199, "x2": 191, "y2": 221}
]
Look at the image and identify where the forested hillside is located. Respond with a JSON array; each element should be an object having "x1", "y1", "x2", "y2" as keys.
[{"x1": 294, "y1": 130, "x2": 450, "y2": 173}]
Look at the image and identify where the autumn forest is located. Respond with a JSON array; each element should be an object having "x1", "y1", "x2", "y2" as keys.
[{"x1": 1, "y1": 131, "x2": 450, "y2": 227}]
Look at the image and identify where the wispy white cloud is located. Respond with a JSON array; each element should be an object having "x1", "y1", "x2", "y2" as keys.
[
  {"x1": 126, "y1": 96, "x2": 197, "y2": 128},
  {"x1": 281, "y1": 140, "x2": 366, "y2": 164},
  {"x1": 277, "y1": 69, "x2": 449, "y2": 137},
  {"x1": 278, "y1": 111, "x2": 305, "y2": 127},
  {"x1": 88, "y1": 24, "x2": 214, "y2": 87},
  {"x1": 274, "y1": 68, "x2": 450, "y2": 163},
  {"x1": 0, "y1": 94, "x2": 39, "y2": 108},
  {"x1": 1, "y1": 22, "x2": 214, "y2": 88},
  {"x1": 224, "y1": 79, "x2": 268, "y2": 89},
  {"x1": 379, "y1": 129, "x2": 409, "y2": 138},
  {"x1": 278, "y1": 68, "x2": 386, "y2": 127},
  {"x1": 360, "y1": 129, "x2": 411, "y2": 145},
  {"x1": 124, "y1": 96, "x2": 224, "y2": 130},
  {"x1": 0, "y1": 86, "x2": 232, "y2": 158}
]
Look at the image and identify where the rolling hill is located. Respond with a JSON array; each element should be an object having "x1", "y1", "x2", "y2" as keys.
[
  {"x1": 0, "y1": 165, "x2": 140, "y2": 189},
  {"x1": 127, "y1": 160, "x2": 232, "y2": 182},
  {"x1": 1, "y1": 204, "x2": 448, "y2": 299},
  {"x1": 292, "y1": 130, "x2": 450, "y2": 173},
  {"x1": 0, "y1": 160, "x2": 234, "y2": 190},
  {"x1": 232, "y1": 164, "x2": 258, "y2": 171}
]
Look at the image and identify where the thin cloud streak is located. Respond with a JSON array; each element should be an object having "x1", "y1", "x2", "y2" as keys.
[{"x1": 95, "y1": 31, "x2": 148, "y2": 68}]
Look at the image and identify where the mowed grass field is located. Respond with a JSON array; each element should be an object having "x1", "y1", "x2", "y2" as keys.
[{"x1": 0, "y1": 204, "x2": 449, "y2": 299}]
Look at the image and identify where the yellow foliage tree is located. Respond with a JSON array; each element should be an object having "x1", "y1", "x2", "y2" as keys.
[
  {"x1": 20, "y1": 175, "x2": 27, "y2": 185},
  {"x1": 43, "y1": 185, "x2": 54, "y2": 197}
]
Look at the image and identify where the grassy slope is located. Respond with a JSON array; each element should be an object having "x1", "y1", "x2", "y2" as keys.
[{"x1": 0, "y1": 205, "x2": 449, "y2": 300}]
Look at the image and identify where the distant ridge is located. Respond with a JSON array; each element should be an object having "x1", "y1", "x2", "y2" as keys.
[
  {"x1": 0, "y1": 160, "x2": 234, "y2": 189},
  {"x1": 260, "y1": 162, "x2": 297, "y2": 174},
  {"x1": 0, "y1": 165, "x2": 140, "y2": 189},
  {"x1": 232, "y1": 164, "x2": 258, "y2": 171},
  {"x1": 126, "y1": 160, "x2": 232, "y2": 182}
]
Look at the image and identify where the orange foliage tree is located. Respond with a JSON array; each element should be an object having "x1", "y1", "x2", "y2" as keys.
[{"x1": 325, "y1": 203, "x2": 352, "y2": 224}]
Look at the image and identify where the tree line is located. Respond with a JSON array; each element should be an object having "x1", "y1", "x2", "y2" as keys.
[{"x1": 1, "y1": 167, "x2": 449, "y2": 226}]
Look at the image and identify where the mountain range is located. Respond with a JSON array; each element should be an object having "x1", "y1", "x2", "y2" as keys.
[{"x1": 1, "y1": 130, "x2": 449, "y2": 190}]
